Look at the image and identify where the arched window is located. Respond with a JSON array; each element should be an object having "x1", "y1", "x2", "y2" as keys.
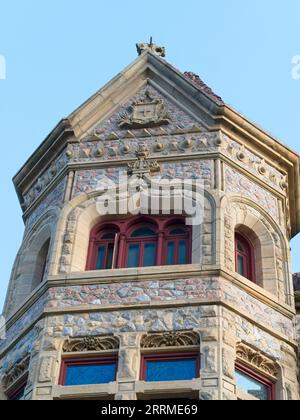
[
  {"x1": 235, "y1": 232, "x2": 255, "y2": 282},
  {"x1": 164, "y1": 224, "x2": 191, "y2": 266},
  {"x1": 86, "y1": 227, "x2": 119, "y2": 271},
  {"x1": 33, "y1": 238, "x2": 50, "y2": 288},
  {"x1": 86, "y1": 217, "x2": 191, "y2": 271},
  {"x1": 125, "y1": 224, "x2": 157, "y2": 268}
]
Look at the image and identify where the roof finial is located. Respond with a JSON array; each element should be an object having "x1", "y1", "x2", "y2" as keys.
[{"x1": 136, "y1": 39, "x2": 165, "y2": 58}]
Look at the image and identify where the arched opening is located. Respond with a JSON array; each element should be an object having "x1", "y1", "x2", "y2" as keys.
[
  {"x1": 86, "y1": 216, "x2": 192, "y2": 271},
  {"x1": 32, "y1": 238, "x2": 50, "y2": 289},
  {"x1": 234, "y1": 226, "x2": 264, "y2": 286}
]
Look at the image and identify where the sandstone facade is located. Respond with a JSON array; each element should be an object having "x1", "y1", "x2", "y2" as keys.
[{"x1": 1, "y1": 44, "x2": 299, "y2": 400}]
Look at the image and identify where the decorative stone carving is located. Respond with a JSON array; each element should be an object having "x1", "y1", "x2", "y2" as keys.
[
  {"x1": 118, "y1": 90, "x2": 170, "y2": 129},
  {"x1": 136, "y1": 39, "x2": 166, "y2": 57},
  {"x1": 140, "y1": 331, "x2": 200, "y2": 348},
  {"x1": 236, "y1": 342, "x2": 279, "y2": 378},
  {"x1": 3, "y1": 355, "x2": 30, "y2": 390},
  {"x1": 62, "y1": 335, "x2": 120, "y2": 353},
  {"x1": 127, "y1": 145, "x2": 160, "y2": 177},
  {"x1": 38, "y1": 357, "x2": 55, "y2": 383}
]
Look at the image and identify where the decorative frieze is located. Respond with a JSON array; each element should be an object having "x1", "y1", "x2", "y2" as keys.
[
  {"x1": 2, "y1": 354, "x2": 30, "y2": 390},
  {"x1": 236, "y1": 342, "x2": 279, "y2": 378},
  {"x1": 62, "y1": 335, "x2": 120, "y2": 353},
  {"x1": 140, "y1": 331, "x2": 200, "y2": 348}
]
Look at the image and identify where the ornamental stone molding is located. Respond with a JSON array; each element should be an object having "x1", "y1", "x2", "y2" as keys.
[
  {"x1": 118, "y1": 90, "x2": 171, "y2": 129},
  {"x1": 236, "y1": 342, "x2": 279, "y2": 378},
  {"x1": 2, "y1": 354, "x2": 30, "y2": 390},
  {"x1": 140, "y1": 331, "x2": 200, "y2": 349},
  {"x1": 62, "y1": 335, "x2": 120, "y2": 353}
]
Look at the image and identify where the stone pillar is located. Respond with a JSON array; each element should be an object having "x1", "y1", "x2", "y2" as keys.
[{"x1": 115, "y1": 333, "x2": 141, "y2": 401}]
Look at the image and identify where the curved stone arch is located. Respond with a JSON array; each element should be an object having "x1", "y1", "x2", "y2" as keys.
[
  {"x1": 220, "y1": 194, "x2": 290, "y2": 301},
  {"x1": 52, "y1": 188, "x2": 217, "y2": 274},
  {"x1": 6, "y1": 213, "x2": 57, "y2": 314}
]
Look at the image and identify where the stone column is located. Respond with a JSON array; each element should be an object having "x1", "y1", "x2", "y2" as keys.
[{"x1": 115, "y1": 333, "x2": 141, "y2": 401}]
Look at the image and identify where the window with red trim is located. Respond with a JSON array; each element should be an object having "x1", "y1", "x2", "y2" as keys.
[
  {"x1": 235, "y1": 232, "x2": 255, "y2": 282},
  {"x1": 59, "y1": 357, "x2": 118, "y2": 386},
  {"x1": 235, "y1": 364, "x2": 275, "y2": 400},
  {"x1": 86, "y1": 216, "x2": 191, "y2": 270},
  {"x1": 140, "y1": 353, "x2": 200, "y2": 382}
]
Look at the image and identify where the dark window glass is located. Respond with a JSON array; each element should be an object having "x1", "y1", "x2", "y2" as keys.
[
  {"x1": 64, "y1": 362, "x2": 117, "y2": 386},
  {"x1": 178, "y1": 240, "x2": 187, "y2": 265},
  {"x1": 235, "y1": 369, "x2": 271, "y2": 400},
  {"x1": 143, "y1": 243, "x2": 157, "y2": 266},
  {"x1": 144, "y1": 358, "x2": 198, "y2": 382},
  {"x1": 96, "y1": 246, "x2": 106, "y2": 270},
  {"x1": 127, "y1": 244, "x2": 140, "y2": 268},
  {"x1": 235, "y1": 233, "x2": 255, "y2": 282},
  {"x1": 131, "y1": 227, "x2": 156, "y2": 238},
  {"x1": 167, "y1": 241, "x2": 175, "y2": 265}
]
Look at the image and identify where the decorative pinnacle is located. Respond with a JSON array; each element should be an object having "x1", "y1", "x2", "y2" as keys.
[{"x1": 136, "y1": 38, "x2": 166, "y2": 58}]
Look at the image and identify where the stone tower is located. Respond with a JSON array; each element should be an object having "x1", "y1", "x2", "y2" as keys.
[{"x1": 1, "y1": 42, "x2": 300, "y2": 400}]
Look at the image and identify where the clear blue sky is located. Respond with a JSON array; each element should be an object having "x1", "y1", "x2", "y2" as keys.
[{"x1": 0, "y1": 0, "x2": 300, "y2": 311}]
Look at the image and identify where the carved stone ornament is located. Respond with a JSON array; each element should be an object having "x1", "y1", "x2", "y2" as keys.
[
  {"x1": 3, "y1": 355, "x2": 30, "y2": 390},
  {"x1": 236, "y1": 343, "x2": 279, "y2": 378},
  {"x1": 141, "y1": 331, "x2": 200, "y2": 349},
  {"x1": 119, "y1": 90, "x2": 171, "y2": 129},
  {"x1": 136, "y1": 39, "x2": 166, "y2": 57},
  {"x1": 62, "y1": 335, "x2": 120, "y2": 353},
  {"x1": 127, "y1": 144, "x2": 160, "y2": 177}
]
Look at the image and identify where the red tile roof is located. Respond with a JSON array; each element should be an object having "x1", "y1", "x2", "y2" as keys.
[{"x1": 184, "y1": 71, "x2": 224, "y2": 106}]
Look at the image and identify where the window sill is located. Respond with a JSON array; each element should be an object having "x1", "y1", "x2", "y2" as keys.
[
  {"x1": 52, "y1": 382, "x2": 117, "y2": 400},
  {"x1": 135, "y1": 379, "x2": 201, "y2": 396}
]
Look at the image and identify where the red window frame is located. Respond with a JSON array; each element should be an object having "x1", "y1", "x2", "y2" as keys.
[
  {"x1": 163, "y1": 225, "x2": 191, "y2": 266},
  {"x1": 124, "y1": 223, "x2": 158, "y2": 268},
  {"x1": 235, "y1": 232, "x2": 256, "y2": 283},
  {"x1": 59, "y1": 356, "x2": 118, "y2": 386},
  {"x1": 86, "y1": 226, "x2": 119, "y2": 271},
  {"x1": 235, "y1": 363, "x2": 275, "y2": 401},
  {"x1": 86, "y1": 216, "x2": 192, "y2": 271},
  {"x1": 140, "y1": 352, "x2": 200, "y2": 381}
]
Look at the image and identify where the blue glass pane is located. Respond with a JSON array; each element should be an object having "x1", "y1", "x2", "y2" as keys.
[
  {"x1": 178, "y1": 240, "x2": 187, "y2": 264},
  {"x1": 131, "y1": 227, "x2": 156, "y2": 238},
  {"x1": 143, "y1": 243, "x2": 156, "y2": 266},
  {"x1": 145, "y1": 359, "x2": 197, "y2": 382},
  {"x1": 127, "y1": 244, "x2": 140, "y2": 267},
  {"x1": 96, "y1": 246, "x2": 106, "y2": 269},
  {"x1": 167, "y1": 241, "x2": 175, "y2": 265},
  {"x1": 65, "y1": 363, "x2": 116, "y2": 386},
  {"x1": 235, "y1": 370, "x2": 269, "y2": 400},
  {"x1": 237, "y1": 255, "x2": 245, "y2": 275},
  {"x1": 106, "y1": 245, "x2": 114, "y2": 269}
]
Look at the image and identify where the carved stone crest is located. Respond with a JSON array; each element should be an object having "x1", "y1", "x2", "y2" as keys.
[
  {"x1": 119, "y1": 91, "x2": 170, "y2": 129},
  {"x1": 141, "y1": 331, "x2": 200, "y2": 349},
  {"x1": 127, "y1": 144, "x2": 160, "y2": 177},
  {"x1": 62, "y1": 335, "x2": 120, "y2": 353}
]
